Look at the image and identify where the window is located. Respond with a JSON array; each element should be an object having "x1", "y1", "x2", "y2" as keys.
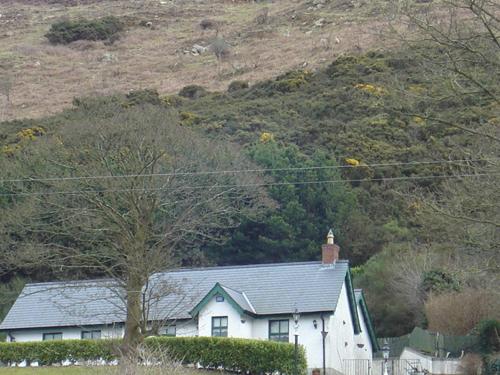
[
  {"x1": 81, "y1": 330, "x2": 101, "y2": 340},
  {"x1": 215, "y1": 295, "x2": 225, "y2": 302},
  {"x1": 43, "y1": 332, "x2": 62, "y2": 341},
  {"x1": 211, "y1": 316, "x2": 228, "y2": 337},
  {"x1": 164, "y1": 325, "x2": 176, "y2": 337},
  {"x1": 269, "y1": 320, "x2": 289, "y2": 342}
]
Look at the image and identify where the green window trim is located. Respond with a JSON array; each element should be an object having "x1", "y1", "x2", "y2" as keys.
[
  {"x1": 190, "y1": 283, "x2": 250, "y2": 317},
  {"x1": 345, "y1": 269, "x2": 361, "y2": 334},
  {"x1": 43, "y1": 332, "x2": 63, "y2": 341},
  {"x1": 212, "y1": 316, "x2": 228, "y2": 337},
  {"x1": 81, "y1": 330, "x2": 101, "y2": 340},
  {"x1": 269, "y1": 319, "x2": 289, "y2": 342},
  {"x1": 357, "y1": 292, "x2": 379, "y2": 351}
]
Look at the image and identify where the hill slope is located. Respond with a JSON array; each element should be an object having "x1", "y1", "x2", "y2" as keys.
[{"x1": 0, "y1": 0, "x2": 391, "y2": 120}]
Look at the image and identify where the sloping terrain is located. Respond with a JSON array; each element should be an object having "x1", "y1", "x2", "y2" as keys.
[{"x1": 0, "y1": 0, "x2": 393, "y2": 120}]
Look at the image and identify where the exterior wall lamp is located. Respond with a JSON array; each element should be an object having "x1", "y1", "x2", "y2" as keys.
[{"x1": 313, "y1": 319, "x2": 318, "y2": 329}]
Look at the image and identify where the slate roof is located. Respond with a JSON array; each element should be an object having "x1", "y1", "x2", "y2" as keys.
[
  {"x1": 220, "y1": 285, "x2": 256, "y2": 314},
  {"x1": 0, "y1": 261, "x2": 350, "y2": 331}
]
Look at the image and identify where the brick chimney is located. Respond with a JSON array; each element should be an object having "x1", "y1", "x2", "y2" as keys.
[{"x1": 322, "y1": 229, "x2": 340, "y2": 265}]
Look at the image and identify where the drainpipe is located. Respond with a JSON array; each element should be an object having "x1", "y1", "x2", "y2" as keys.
[{"x1": 321, "y1": 314, "x2": 328, "y2": 375}]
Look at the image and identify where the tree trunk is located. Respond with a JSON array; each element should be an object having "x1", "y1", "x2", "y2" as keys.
[{"x1": 121, "y1": 275, "x2": 144, "y2": 359}]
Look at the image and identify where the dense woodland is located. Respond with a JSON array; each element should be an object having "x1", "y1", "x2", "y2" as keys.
[{"x1": 0, "y1": 0, "x2": 499, "y2": 342}]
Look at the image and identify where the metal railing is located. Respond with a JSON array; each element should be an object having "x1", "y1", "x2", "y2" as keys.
[{"x1": 343, "y1": 359, "x2": 423, "y2": 375}]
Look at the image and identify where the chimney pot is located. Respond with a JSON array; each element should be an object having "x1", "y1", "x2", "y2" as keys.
[{"x1": 322, "y1": 229, "x2": 339, "y2": 265}]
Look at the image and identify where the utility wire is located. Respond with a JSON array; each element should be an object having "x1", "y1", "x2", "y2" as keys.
[
  {"x1": 0, "y1": 172, "x2": 498, "y2": 197},
  {"x1": 1, "y1": 158, "x2": 498, "y2": 184}
]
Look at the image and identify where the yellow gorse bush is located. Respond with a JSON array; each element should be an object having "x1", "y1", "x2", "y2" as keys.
[
  {"x1": 354, "y1": 83, "x2": 386, "y2": 96},
  {"x1": 413, "y1": 116, "x2": 425, "y2": 125},
  {"x1": 2, "y1": 144, "x2": 21, "y2": 156},
  {"x1": 259, "y1": 132, "x2": 274, "y2": 143},
  {"x1": 16, "y1": 126, "x2": 46, "y2": 141},
  {"x1": 345, "y1": 158, "x2": 360, "y2": 166}
]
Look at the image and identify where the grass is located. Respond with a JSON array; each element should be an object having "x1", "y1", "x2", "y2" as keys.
[
  {"x1": 0, "y1": 367, "x2": 109, "y2": 374},
  {"x1": 0, "y1": 0, "x2": 395, "y2": 122}
]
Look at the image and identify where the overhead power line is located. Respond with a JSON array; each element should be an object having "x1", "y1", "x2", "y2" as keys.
[
  {"x1": 1, "y1": 158, "x2": 498, "y2": 184},
  {"x1": 0, "y1": 172, "x2": 498, "y2": 197}
]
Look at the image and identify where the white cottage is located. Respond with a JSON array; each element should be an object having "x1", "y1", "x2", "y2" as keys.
[{"x1": 0, "y1": 231, "x2": 378, "y2": 375}]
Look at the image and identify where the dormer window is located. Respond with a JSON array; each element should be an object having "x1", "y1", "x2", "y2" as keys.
[{"x1": 215, "y1": 295, "x2": 224, "y2": 302}]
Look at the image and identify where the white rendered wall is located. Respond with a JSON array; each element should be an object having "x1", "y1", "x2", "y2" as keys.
[
  {"x1": 174, "y1": 319, "x2": 198, "y2": 337},
  {"x1": 354, "y1": 303, "x2": 373, "y2": 360},
  {"x1": 7, "y1": 325, "x2": 123, "y2": 342},
  {"x1": 197, "y1": 295, "x2": 252, "y2": 339},
  {"x1": 328, "y1": 283, "x2": 357, "y2": 374}
]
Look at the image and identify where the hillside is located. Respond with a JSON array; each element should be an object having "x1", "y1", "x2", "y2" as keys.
[
  {"x1": 0, "y1": 0, "x2": 499, "y2": 340},
  {"x1": 0, "y1": 0, "x2": 393, "y2": 121}
]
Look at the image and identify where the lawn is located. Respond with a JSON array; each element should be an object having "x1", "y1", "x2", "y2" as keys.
[{"x1": 0, "y1": 367, "x2": 110, "y2": 375}]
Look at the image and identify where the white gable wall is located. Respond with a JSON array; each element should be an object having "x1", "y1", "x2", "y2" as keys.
[
  {"x1": 354, "y1": 303, "x2": 373, "y2": 359},
  {"x1": 329, "y1": 283, "x2": 357, "y2": 374},
  {"x1": 197, "y1": 295, "x2": 252, "y2": 338}
]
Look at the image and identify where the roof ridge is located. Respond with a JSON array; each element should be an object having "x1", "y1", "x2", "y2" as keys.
[
  {"x1": 24, "y1": 260, "x2": 350, "y2": 287},
  {"x1": 25, "y1": 278, "x2": 116, "y2": 287},
  {"x1": 170, "y1": 259, "x2": 349, "y2": 273}
]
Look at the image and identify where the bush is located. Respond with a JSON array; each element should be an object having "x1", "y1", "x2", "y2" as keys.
[
  {"x1": 178, "y1": 85, "x2": 208, "y2": 99},
  {"x1": 424, "y1": 289, "x2": 500, "y2": 335},
  {"x1": 45, "y1": 16, "x2": 124, "y2": 45},
  {"x1": 228, "y1": 80, "x2": 249, "y2": 93},
  {"x1": 126, "y1": 89, "x2": 162, "y2": 106},
  {"x1": 0, "y1": 339, "x2": 115, "y2": 365},
  {"x1": 477, "y1": 319, "x2": 500, "y2": 354},
  {"x1": 0, "y1": 336, "x2": 307, "y2": 374}
]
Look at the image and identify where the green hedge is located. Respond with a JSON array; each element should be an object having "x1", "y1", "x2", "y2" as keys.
[
  {"x1": 45, "y1": 16, "x2": 124, "y2": 44},
  {"x1": 0, "y1": 336, "x2": 307, "y2": 374},
  {"x1": 147, "y1": 336, "x2": 307, "y2": 374}
]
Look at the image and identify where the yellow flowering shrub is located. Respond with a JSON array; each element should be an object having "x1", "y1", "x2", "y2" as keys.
[
  {"x1": 413, "y1": 116, "x2": 425, "y2": 125},
  {"x1": 2, "y1": 144, "x2": 20, "y2": 156},
  {"x1": 354, "y1": 83, "x2": 386, "y2": 96},
  {"x1": 345, "y1": 158, "x2": 360, "y2": 166},
  {"x1": 408, "y1": 84, "x2": 425, "y2": 94},
  {"x1": 259, "y1": 132, "x2": 274, "y2": 143},
  {"x1": 16, "y1": 126, "x2": 46, "y2": 141}
]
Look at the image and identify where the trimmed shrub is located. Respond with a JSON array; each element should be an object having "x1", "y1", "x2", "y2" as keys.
[
  {"x1": 147, "y1": 336, "x2": 307, "y2": 374},
  {"x1": 0, "y1": 336, "x2": 307, "y2": 374},
  {"x1": 0, "y1": 339, "x2": 115, "y2": 365},
  {"x1": 45, "y1": 16, "x2": 124, "y2": 45}
]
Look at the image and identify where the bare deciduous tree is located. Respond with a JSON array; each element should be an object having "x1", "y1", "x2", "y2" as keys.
[{"x1": 0, "y1": 104, "x2": 266, "y2": 356}]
